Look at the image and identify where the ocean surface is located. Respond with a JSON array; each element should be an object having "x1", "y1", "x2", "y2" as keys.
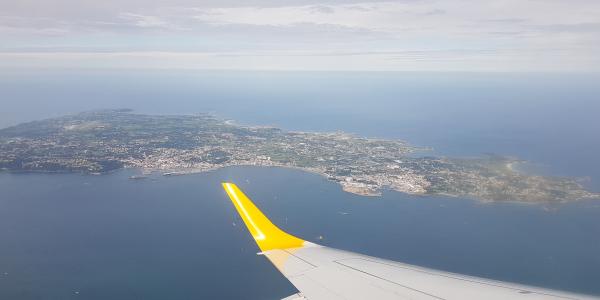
[{"x1": 1, "y1": 70, "x2": 600, "y2": 299}]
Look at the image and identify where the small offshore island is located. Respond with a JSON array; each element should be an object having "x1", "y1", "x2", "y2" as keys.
[{"x1": 0, "y1": 109, "x2": 597, "y2": 203}]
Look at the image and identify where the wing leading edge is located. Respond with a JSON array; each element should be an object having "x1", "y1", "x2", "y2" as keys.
[{"x1": 222, "y1": 182, "x2": 597, "y2": 300}]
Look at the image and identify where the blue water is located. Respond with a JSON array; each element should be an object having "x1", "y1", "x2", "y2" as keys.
[
  {"x1": 1, "y1": 168, "x2": 599, "y2": 299},
  {"x1": 1, "y1": 70, "x2": 600, "y2": 298}
]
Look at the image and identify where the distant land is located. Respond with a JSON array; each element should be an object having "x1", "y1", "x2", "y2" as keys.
[{"x1": 0, "y1": 109, "x2": 597, "y2": 203}]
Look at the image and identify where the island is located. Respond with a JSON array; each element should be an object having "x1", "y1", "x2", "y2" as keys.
[{"x1": 0, "y1": 109, "x2": 597, "y2": 203}]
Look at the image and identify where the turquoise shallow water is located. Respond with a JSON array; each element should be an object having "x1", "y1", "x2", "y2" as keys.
[{"x1": 1, "y1": 166, "x2": 599, "y2": 299}]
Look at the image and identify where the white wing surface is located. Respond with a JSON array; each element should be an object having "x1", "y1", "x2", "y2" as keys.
[{"x1": 222, "y1": 182, "x2": 597, "y2": 300}]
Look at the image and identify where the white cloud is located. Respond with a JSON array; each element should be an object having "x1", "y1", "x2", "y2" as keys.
[
  {"x1": 307, "y1": 5, "x2": 335, "y2": 14},
  {"x1": 1, "y1": 0, "x2": 600, "y2": 71},
  {"x1": 118, "y1": 13, "x2": 170, "y2": 29}
]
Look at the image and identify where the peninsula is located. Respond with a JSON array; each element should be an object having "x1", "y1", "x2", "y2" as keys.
[{"x1": 0, "y1": 110, "x2": 597, "y2": 203}]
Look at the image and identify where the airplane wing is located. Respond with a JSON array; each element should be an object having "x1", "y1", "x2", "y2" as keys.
[{"x1": 222, "y1": 182, "x2": 597, "y2": 300}]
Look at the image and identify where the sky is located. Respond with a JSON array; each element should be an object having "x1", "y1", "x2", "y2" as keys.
[{"x1": 1, "y1": 0, "x2": 600, "y2": 71}]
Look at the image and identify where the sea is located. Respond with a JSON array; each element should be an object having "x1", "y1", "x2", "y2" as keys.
[{"x1": 1, "y1": 70, "x2": 599, "y2": 299}]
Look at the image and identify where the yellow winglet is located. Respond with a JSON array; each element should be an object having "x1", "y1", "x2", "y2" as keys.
[{"x1": 222, "y1": 182, "x2": 306, "y2": 252}]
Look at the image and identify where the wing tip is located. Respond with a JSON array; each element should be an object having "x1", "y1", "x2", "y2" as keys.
[{"x1": 222, "y1": 181, "x2": 307, "y2": 251}]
